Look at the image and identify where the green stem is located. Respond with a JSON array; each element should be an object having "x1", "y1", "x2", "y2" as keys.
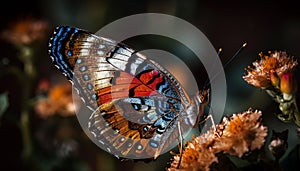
[
  {"x1": 20, "y1": 110, "x2": 32, "y2": 159},
  {"x1": 266, "y1": 88, "x2": 300, "y2": 136},
  {"x1": 18, "y1": 46, "x2": 36, "y2": 160},
  {"x1": 292, "y1": 98, "x2": 300, "y2": 128}
]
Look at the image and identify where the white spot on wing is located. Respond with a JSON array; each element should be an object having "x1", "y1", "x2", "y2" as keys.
[
  {"x1": 113, "y1": 54, "x2": 129, "y2": 61},
  {"x1": 99, "y1": 44, "x2": 105, "y2": 49},
  {"x1": 101, "y1": 37, "x2": 116, "y2": 44},
  {"x1": 108, "y1": 58, "x2": 126, "y2": 70},
  {"x1": 117, "y1": 48, "x2": 133, "y2": 57},
  {"x1": 79, "y1": 49, "x2": 89, "y2": 56},
  {"x1": 86, "y1": 36, "x2": 96, "y2": 42},
  {"x1": 99, "y1": 140, "x2": 104, "y2": 145},
  {"x1": 97, "y1": 50, "x2": 104, "y2": 56},
  {"x1": 91, "y1": 131, "x2": 96, "y2": 137}
]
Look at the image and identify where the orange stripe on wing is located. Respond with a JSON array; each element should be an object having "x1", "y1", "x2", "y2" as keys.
[
  {"x1": 137, "y1": 70, "x2": 164, "y2": 92},
  {"x1": 147, "y1": 75, "x2": 164, "y2": 91},
  {"x1": 96, "y1": 71, "x2": 159, "y2": 105}
]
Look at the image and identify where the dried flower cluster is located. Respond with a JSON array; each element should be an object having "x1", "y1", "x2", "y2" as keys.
[
  {"x1": 35, "y1": 80, "x2": 75, "y2": 118},
  {"x1": 243, "y1": 51, "x2": 300, "y2": 133},
  {"x1": 243, "y1": 51, "x2": 298, "y2": 90},
  {"x1": 167, "y1": 109, "x2": 268, "y2": 171}
]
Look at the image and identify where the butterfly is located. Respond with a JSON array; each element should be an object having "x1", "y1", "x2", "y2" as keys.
[{"x1": 48, "y1": 26, "x2": 209, "y2": 160}]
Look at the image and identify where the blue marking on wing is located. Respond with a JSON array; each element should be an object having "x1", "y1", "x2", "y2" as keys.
[
  {"x1": 162, "y1": 112, "x2": 175, "y2": 121},
  {"x1": 153, "y1": 117, "x2": 168, "y2": 128},
  {"x1": 49, "y1": 26, "x2": 77, "y2": 80}
]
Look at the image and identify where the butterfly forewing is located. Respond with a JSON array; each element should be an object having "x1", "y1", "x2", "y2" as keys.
[{"x1": 48, "y1": 26, "x2": 199, "y2": 159}]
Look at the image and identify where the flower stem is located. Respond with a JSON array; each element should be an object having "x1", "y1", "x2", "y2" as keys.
[
  {"x1": 265, "y1": 89, "x2": 300, "y2": 136},
  {"x1": 18, "y1": 46, "x2": 36, "y2": 160},
  {"x1": 292, "y1": 98, "x2": 300, "y2": 135},
  {"x1": 20, "y1": 110, "x2": 32, "y2": 159}
]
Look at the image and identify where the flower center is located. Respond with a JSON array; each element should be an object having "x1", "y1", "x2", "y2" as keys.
[
  {"x1": 228, "y1": 117, "x2": 243, "y2": 134},
  {"x1": 264, "y1": 57, "x2": 278, "y2": 70}
]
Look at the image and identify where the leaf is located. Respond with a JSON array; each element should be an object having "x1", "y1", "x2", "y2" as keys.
[{"x1": 0, "y1": 92, "x2": 9, "y2": 118}]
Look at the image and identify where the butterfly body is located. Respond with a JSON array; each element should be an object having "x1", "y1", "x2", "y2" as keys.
[{"x1": 48, "y1": 26, "x2": 208, "y2": 159}]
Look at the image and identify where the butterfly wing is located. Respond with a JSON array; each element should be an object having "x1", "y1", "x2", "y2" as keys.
[{"x1": 48, "y1": 26, "x2": 199, "y2": 159}]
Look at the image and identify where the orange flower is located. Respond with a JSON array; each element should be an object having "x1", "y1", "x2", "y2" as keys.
[
  {"x1": 35, "y1": 81, "x2": 75, "y2": 118},
  {"x1": 1, "y1": 17, "x2": 49, "y2": 46},
  {"x1": 217, "y1": 109, "x2": 268, "y2": 157},
  {"x1": 167, "y1": 109, "x2": 268, "y2": 170},
  {"x1": 243, "y1": 51, "x2": 298, "y2": 89},
  {"x1": 167, "y1": 129, "x2": 218, "y2": 171}
]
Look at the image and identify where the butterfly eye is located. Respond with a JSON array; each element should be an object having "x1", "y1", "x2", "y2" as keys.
[{"x1": 199, "y1": 89, "x2": 210, "y2": 105}]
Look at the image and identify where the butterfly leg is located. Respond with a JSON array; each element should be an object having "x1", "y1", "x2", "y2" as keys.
[
  {"x1": 176, "y1": 121, "x2": 184, "y2": 169},
  {"x1": 197, "y1": 114, "x2": 220, "y2": 137},
  {"x1": 206, "y1": 114, "x2": 216, "y2": 132}
]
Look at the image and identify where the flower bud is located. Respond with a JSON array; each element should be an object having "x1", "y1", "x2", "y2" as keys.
[
  {"x1": 280, "y1": 73, "x2": 297, "y2": 94},
  {"x1": 270, "y1": 70, "x2": 280, "y2": 87}
]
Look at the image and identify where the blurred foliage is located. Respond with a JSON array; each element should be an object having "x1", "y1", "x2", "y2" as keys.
[
  {"x1": 0, "y1": 0, "x2": 300, "y2": 171},
  {"x1": 0, "y1": 92, "x2": 9, "y2": 118}
]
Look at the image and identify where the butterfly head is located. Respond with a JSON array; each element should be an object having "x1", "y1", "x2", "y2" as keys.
[
  {"x1": 193, "y1": 88, "x2": 210, "y2": 127},
  {"x1": 197, "y1": 89, "x2": 210, "y2": 105}
]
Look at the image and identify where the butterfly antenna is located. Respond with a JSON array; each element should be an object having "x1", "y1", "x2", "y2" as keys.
[
  {"x1": 217, "y1": 47, "x2": 222, "y2": 56},
  {"x1": 199, "y1": 43, "x2": 247, "y2": 128},
  {"x1": 202, "y1": 47, "x2": 223, "y2": 91},
  {"x1": 205, "y1": 42, "x2": 247, "y2": 87},
  {"x1": 224, "y1": 42, "x2": 247, "y2": 68}
]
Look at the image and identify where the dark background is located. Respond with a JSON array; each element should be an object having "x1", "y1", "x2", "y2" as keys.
[{"x1": 1, "y1": 0, "x2": 300, "y2": 170}]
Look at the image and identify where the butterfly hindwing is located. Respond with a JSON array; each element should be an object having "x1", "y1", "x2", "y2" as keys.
[{"x1": 89, "y1": 96, "x2": 184, "y2": 158}]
